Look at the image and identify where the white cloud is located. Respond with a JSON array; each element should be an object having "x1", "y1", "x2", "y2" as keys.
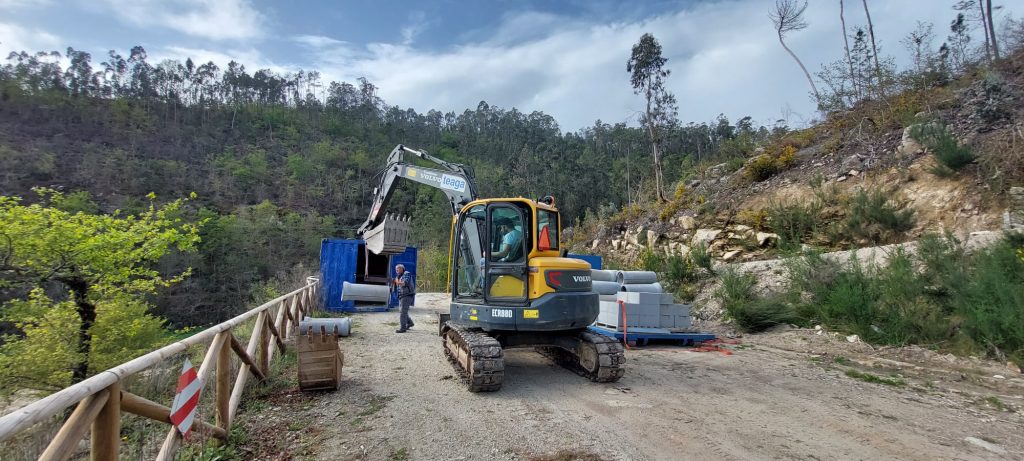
[
  {"x1": 0, "y1": 0, "x2": 50, "y2": 9},
  {"x1": 299, "y1": 0, "x2": 1004, "y2": 130},
  {"x1": 0, "y1": 22, "x2": 61, "y2": 57},
  {"x1": 97, "y1": 0, "x2": 265, "y2": 41},
  {"x1": 293, "y1": 35, "x2": 348, "y2": 49},
  {"x1": 400, "y1": 11, "x2": 429, "y2": 46}
]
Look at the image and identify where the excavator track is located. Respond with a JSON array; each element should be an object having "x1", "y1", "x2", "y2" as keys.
[
  {"x1": 442, "y1": 323, "x2": 504, "y2": 392},
  {"x1": 537, "y1": 330, "x2": 625, "y2": 382}
]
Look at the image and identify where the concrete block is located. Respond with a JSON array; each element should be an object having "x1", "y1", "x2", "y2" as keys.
[
  {"x1": 598, "y1": 300, "x2": 665, "y2": 328},
  {"x1": 659, "y1": 304, "x2": 691, "y2": 317},
  {"x1": 597, "y1": 301, "x2": 621, "y2": 327},
  {"x1": 659, "y1": 313, "x2": 693, "y2": 329}
]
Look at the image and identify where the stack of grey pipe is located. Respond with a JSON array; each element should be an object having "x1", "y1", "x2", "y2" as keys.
[{"x1": 591, "y1": 270, "x2": 692, "y2": 331}]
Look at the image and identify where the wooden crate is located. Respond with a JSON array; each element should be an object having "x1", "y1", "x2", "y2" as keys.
[{"x1": 297, "y1": 327, "x2": 345, "y2": 391}]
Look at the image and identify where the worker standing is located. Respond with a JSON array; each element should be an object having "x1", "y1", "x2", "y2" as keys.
[{"x1": 393, "y1": 264, "x2": 415, "y2": 333}]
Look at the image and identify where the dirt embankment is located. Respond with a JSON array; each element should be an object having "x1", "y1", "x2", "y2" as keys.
[{"x1": 233, "y1": 294, "x2": 1023, "y2": 461}]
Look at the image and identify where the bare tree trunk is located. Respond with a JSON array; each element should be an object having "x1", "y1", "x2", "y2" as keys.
[
  {"x1": 777, "y1": 32, "x2": 820, "y2": 104},
  {"x1": 840, "y1": 0, "x2": 859, "y2": 102},
  {"x1": 62, "y1": 276, "x2": 95, "y2": 385},
  {"x1": 861, "y1": 0, "x2": 883, "y2": 95},
  {"x1": 979, "y1": 0, "x2": 993, "y2": 62},
  {"x1": 643, "y1": 92, "x2": 668, "y2": 203},
  {"x1": 987, "y1": 0, "x2": 1000, "y2": 59}
]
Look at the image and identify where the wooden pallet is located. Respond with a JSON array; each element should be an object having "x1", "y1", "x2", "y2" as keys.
[
  {"x1": 588, "y1": 325, "x2": 716, "y2": 347},
  {"x1": 298, "y1": 326, "x2": 345, "y2": 391}
]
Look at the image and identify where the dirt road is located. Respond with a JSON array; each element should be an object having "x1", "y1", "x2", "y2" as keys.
[{"x1": 238, "y1": 294, "x2": 1024, "y2": 461}]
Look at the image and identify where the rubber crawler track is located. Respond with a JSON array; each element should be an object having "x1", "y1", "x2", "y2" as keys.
[
  {"x1": 537, "y1": 330, "x2": 625, "y2": 382},
  {"x1": 442, "y1": 323, "x2": 505, "y2": 392}
]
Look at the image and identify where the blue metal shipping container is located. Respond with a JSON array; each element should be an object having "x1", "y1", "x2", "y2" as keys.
[
  {"x1": 320, "y1": 238, "x2": 417, "y2": 312},
  {"x1": 567, "y1": 253, "x2": 603, "y2": 270}
]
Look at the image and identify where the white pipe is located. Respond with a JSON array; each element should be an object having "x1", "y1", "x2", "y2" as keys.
[
  {"x1": 590, "y1": 270, "x2": 618, "y2": 282},
  {"x1": 300, "y1": 317, "x2": 352, "y2": 337},
  {"x1": 592, "y1": 281, "x2": 622, "y2": 295},
  {"x1": 615, "y1": 271, "x2": 658, "y2": 284},
  {"x1": 620, "y1": 282, "x2": 663, "y2": 293},
  {"x1": 341, "y1": 281, "x2": 390, "y2": 302}
]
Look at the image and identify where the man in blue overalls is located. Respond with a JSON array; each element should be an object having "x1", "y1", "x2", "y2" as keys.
[{"x1": 393, "y1": 263, "x2": 415, "y2": 333}]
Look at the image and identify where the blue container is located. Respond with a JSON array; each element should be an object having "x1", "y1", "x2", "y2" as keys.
[
  {"x1": 568, "y1": 253, "x2": 603, "y2": 270},
  {"x1": 388, "y1": 247, "x2": 418, "y2": 308},
  {"x1": 320, "y1": 238, "x2": 417, "y2": 312}
]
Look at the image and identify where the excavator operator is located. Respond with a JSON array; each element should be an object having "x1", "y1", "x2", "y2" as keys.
[{"x1": 491, "y1": 218, "x2": 523, "y2": 262}]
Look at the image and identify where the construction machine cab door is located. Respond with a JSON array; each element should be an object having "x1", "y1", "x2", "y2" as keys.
[
  {"x1": 484, "y1": 203, "x2": 529, "y2": 305},
  {"x1": 452, "y1": 205, "x2": 486, "y2": 303}
]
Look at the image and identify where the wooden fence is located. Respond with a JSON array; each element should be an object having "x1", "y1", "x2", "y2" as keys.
[{"x1": 0, "y1": 277, "x2": 320, "y2": 460}]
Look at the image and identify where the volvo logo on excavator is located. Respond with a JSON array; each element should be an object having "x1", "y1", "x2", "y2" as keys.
[{"x1": 544, "y1": 270, "x2": 592, "y2": 291}]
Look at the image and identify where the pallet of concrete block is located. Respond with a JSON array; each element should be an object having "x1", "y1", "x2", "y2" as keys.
[
  {"x1": 595, "y1": 291, "x2": 691, "y2": 330},
  {"x1": 591, "y1": 290, "x2": 715, "y2": 346},
  {"x1": 297, "y1": 322, "x2": 346, "y2": 391}
]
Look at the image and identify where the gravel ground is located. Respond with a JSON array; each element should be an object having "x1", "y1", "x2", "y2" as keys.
[{"x1": 236, "y1": 293, "x2": 1024, "y2": 461}]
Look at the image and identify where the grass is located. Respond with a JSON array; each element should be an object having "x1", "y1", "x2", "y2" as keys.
[
  {"x1": 389, "y1": 447, "x2": 410, "y2": 461},
  {"x1": 529, "y1": 450, "x2": 607, "y2": 461},
  {"x1": 844, "y1": 369, "x2": 906, "y2": 387},
  {"x1": 984, "y1": 396, "x2": 1011, "y2": 412},
  {"x1": 358, "y1": 394, "x2": 396, "y2": 417}
]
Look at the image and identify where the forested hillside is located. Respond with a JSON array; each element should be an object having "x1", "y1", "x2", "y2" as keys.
[{"x1": 0, "y1": 46, "x2": 777, "y2": 326}]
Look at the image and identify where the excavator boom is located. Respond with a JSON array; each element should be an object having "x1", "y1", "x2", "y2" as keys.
[{"x1": 357, "y1": 145, "x2": 478, "y2": 254}]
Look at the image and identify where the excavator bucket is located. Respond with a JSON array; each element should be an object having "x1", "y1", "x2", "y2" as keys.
[{"x1": 363, "y1": 214, "x2": 411, "y2": 255}]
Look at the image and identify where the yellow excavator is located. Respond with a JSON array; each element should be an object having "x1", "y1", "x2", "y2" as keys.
[{"x1": 357, "y1": 145, "x2": 624, "y2": 391}]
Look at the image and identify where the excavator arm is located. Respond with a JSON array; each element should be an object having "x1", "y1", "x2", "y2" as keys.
[{"x1": 357, "y1": 144, "x2": 478, "y2": 254}]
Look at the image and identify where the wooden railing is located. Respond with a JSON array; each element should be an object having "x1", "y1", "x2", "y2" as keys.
[{"x1": 0, "y1": 277, "x2": 320, "y2": 460}]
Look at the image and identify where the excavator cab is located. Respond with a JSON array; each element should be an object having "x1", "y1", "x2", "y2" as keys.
[{"x1": 447, "y1": 197, "x2": 598, "y2": 331}]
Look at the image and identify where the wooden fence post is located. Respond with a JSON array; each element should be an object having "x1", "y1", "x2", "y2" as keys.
[
  {"x1": 156, "y1": 331, "x2": 228, "y2": 461},
  {"x1": 216, "y1": 328, "x2": 232, "y2": 439},
  {"x1": 38, "y1": 390, "x2": 110, "y2": 461},
  {"x1": 91, "y1": 381, "x2": 120, "y2": 460},
  {"x1": 228, "y1": 310, "x2": 266, "y2": 422},
  {"x1": 259, "y1": 313, "x2": 270, "y2": 375}
]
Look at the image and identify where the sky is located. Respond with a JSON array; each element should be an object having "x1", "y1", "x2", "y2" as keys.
[{"x1": 1, "y1": 0, "x2": 1020, "y2": 130}]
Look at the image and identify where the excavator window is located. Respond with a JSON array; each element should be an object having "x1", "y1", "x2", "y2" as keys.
[
  {"x1": 484, "y1": 204, "x2": 528, "y2": 302},
  {"x1": 489, "y1": 208, "x2": 525, "y2": 263},
  {"x1": 453, "y1": 205, "x2": 486, "y2": 300},
  {"x1": 537, "y1": 209, "x2": 558, "y2": 251}
]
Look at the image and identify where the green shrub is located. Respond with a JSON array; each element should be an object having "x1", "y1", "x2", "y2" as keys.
[
  {"x1": 766, "y1": 199, "x2": 820, "y2": 250},
  {"x1": 909, "y1": 123, "x2": 975, "y2": 175},
  {"x1": 775, "y1": 234, "x2": 1024, "y2": 360},
  {"x1": 716, "y1": 270, "x2": 799, "y2": 332},
  {"x1": 744, "y1": 146, "x2": 797, "y2": 182},
  {"x1": 637, "y1": 247, "x2": 665, "y2": 272},
  {"x1": 416, "y1": 245, "x2": 450, "y2": 292},
  {"x1": 954, "y1": 240, "x2": 1024, "y2": 363},
  {"x1": 665, "y1": 254, "x2": 697, "y2": 283},
  {"x1": 689, "y1": 243, "x2": 714, "y2": 274},
  {"x1": 842, "y1": 189, "x2": 915, "y2": 244}
]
